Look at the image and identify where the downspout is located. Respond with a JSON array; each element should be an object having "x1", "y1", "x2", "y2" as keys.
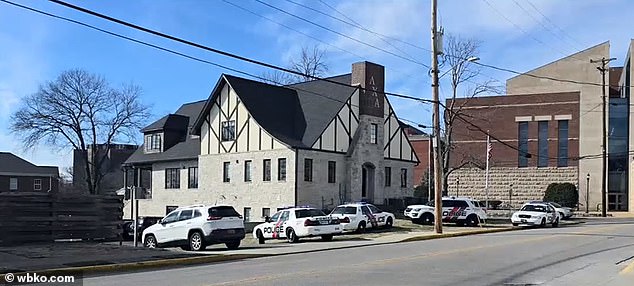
[
  {"x1": 294, "y1": 148, "x2": 298, "y2": 207},
  {"x1": 47, "y1": 175, "x2": 52, "y2": 193}
]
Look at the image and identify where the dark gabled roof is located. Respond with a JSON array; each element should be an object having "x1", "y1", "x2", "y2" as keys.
[
  {"x1": 0, "y1": 152, "x2": 59, "y2": 176},
  {"x1": 191, "y1": 74, "x2": 358, "y2": 148},
  {"x1": 125, "y1": 101, "x2": 205, "y2": 165},
  {"x1": 288, "y1": 74, "x2": 357, "y2": 146}
]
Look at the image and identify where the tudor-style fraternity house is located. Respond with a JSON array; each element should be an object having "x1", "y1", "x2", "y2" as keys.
[{"x1": 124, "y1": 62, "x2": 418, "y2": 220}]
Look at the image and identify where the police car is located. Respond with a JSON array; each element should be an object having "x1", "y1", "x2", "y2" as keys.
[
  {"x1": 404, "y1": 197, "x2": 487, "y2": 226},
  {"x1": 511, "y1": 202, "x2": 560, "y2": 227},
  {"x1": 252, "y1": 207, "x2": 342, "y2": 244},
  {"x1": 329, "y1": 203, "x2": 395, "y2": 232}
]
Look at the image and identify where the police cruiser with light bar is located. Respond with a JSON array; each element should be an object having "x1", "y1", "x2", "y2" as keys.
[
  {"x1": 404, "y1": 197, "x2": 486, "y2": 226},
  {"x1": 253, "y1": 207, "x2": 342, "y2": 243}
]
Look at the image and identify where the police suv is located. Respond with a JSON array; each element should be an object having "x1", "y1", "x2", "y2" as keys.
[
  {"x1": 404, "y1": 197, "x2": 487, "y2": 226},
  {"x1": 253, "y1": 207, "x2": 342, "y2": 244},
  {"x1": 329, "y1": 203, "x2": 395, "y2": 232}
]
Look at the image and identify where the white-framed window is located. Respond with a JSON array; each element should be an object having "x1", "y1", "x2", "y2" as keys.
[
  {"x1": 370, "y1": 123, "x2": 378, "y2": 144},
  {"x1": 244, "y1": 160, "x2": 252, "y2": 182},
  {"x1": 223, "y1": 162, "x2": 231, "y2": 183},
  {"x1": 278, "y1": 158, "x2": 286, "y2": 181},
  {"x1": 145, "y1": 133, "x2": 162, "y2": 153},
  {"x1": 34, "y1": 179, "x2": 42, "y2": 191},
  {"x1": 221, "y1": 120, "x2": 236, "y2": 141},
  {"x1": 9, "y1": 178, "x2": 18, "y2": 191}
]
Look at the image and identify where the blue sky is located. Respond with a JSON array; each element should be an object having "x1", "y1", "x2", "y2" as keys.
[{"x1": 1, "y1": 0, "x2": 633, "y2": 173}]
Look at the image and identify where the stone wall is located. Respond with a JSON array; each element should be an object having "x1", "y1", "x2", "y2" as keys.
[{"x1": 447, "y1": 167, "x2": 578, "y2": 209}]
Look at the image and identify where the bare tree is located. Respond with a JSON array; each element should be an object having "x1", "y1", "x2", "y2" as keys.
[
  {"x1": 10, "y1": 69, "x2": 150, "y2": 195},
  {"x1": 262, "y1": 45, "x2": 329, "y2": 85},
  {"x1": 441, "y1": 35, "x2": 502, "y2": 194}
]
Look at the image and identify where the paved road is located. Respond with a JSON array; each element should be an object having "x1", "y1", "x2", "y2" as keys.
[{"x1": 86, "y1": 218, "x2": 634, "y2": 286}]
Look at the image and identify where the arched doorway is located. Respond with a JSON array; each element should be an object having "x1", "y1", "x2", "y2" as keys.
[{"x1": 362, "y1": 163, "x2": 375, "y2": 203}]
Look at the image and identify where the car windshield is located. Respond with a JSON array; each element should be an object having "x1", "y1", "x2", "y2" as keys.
[
  {"x1": 521, "y1": 204, "x2": 548, "y2": 212},
  {"x1": 295, "y1": 209, "x2": 326, "y2": 218},
  {"x1": 331, "y1": 206, "x2": 357, "y2": 215},
  {"x1": 550, "y1": 202, "x2": 562, "y2": 208}
]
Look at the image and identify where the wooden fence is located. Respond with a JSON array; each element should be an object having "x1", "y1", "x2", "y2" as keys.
[{"x1": 0, "y1": 192, "x2": 123, "y2": 245}]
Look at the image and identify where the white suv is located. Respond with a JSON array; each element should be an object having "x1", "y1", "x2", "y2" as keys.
[
  {"x1": 142, "y1": 205, "x2": 245, "y2": 251},
  {"x1": 405, "y1": 197, "x2": 487, "y2": 226}
]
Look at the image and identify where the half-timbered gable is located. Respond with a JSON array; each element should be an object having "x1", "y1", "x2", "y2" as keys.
[{"x1": 383, "y1": 99, "x2": 419, "y2": 163}]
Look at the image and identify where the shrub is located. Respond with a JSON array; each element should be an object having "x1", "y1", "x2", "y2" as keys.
[{"x1": 543, "y1": 183, "x2": 579, "y2": 208}]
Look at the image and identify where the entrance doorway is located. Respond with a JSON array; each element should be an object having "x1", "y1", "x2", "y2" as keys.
[{"x1": 361, "y1": 163, "x2": 375, "y2": 203}]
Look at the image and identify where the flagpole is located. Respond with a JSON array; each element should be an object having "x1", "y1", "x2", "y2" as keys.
[{"x1": 484, "y1": 131, "x2": 491, "y2": 209}]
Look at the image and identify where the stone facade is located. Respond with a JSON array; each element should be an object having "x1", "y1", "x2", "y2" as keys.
[{"x1": 447, "y1": 167, "x2": 578, "y2": 209}]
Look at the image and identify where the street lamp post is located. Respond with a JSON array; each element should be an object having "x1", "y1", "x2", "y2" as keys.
[
  {"x1": 456, "y1": 177, "x2": 460, "y2": 197},
  {"x1": 509, "y1": 183, "x2": 514, "y2": 216},
  {"x1": 586, "y1": 173, "x2": 590, "y2": 213}
]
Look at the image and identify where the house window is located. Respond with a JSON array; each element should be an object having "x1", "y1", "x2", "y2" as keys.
[
  {"x1": 370, "y1": 123, "x2": 378, "y2": 144},
  {"x1": 165, "y1": 205, "x2": 178, "y2": 215},
  {"x1": 262, "y1": 208, "x2": 270, "y2": 219},
  {"x1": 400, "y1": 168, "x2": 407, "y2": 188},
  {"x1": 165, "y1": 168, "x2": 180, "y2": 189},
  {"x1": 221, "y1": 120, "x2": 236, "y2": 141},
  {"x1": 9, "y1": 178, "x2": 18, "y2": 191},
  {"x1": 145, "y1": 133, "x2": 162, "y2": 152},
  {"x1": 327, "y1": 161, "x2": 336, "y2": 183},
  {"x1": 304, "y1": 158, "x2": 313, "y2": 182},
  {"x1": 243, "y1": 207, "x2": 251, "y2": 222},
  {"x1": 188, "y1": 167, "x2": 198, "y2": 189},
  {"x1": 223, "y1": 162, "x2": 230, "y2": 182},
  {"x1": 538, "y1": 121, "x2": 548, "y2": 167},
  {"x1": 385, "y1": 167, "x2": 391, "y2": 187},
  {"x1": 278, "y1": 158, "x2": 287, "y2": 181},
  {"x1": 557, "y1": 120, "x2": 569, "y2": 167},
  {"x1": 244, "y1": 160, "x2": 252, "y2": 182},
  {"x1": 518, "y1": 122, "x2": 528, "y2": 168},
  {"x1": 263, "y1": 159, "x2": 271, "y2": 181},
  {"x1": 34, "y1": 179, "x2": 42, "y2": 191}
]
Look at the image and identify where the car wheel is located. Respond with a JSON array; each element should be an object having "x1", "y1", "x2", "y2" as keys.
[
  {"x1": 552, "y1": 218, "x2": 559, "y2": 228},
  {"x1": 356, "y1": 221, "x2": 366, "y2": 233},
  {"x1": 189, "y1": 231, "x2": 206, "y2": 251},
  {"x1": 256, "y1": 229, "x2": 265, "y2": 245},
  {"x1": 321, "y1": 234, "x2": 333, "y2": 242},
  {"x1": 421, "y1": 213, "x2": 434, "y2": 225},
  {"x1": 225, "y1": 240, "x2": 240, "y2": 250},
  {"x1": 559, "y1": 212, "x2": 565, "y2": 220},
  {"x1": 287, "y1": 228, "x2": 299, "y2": 243},
  {"x1": 144, "y1": 234, "x2": 157, "y2": 249},
  {"x1": 466, "y1": 215, "x2": 479, "y2": 227},
  {"x1": 385, "y1": 217, "x2": 393, "y2": 228},
  {"x1": 540, "y1": 218, "x2": 546, "y2": 228}
]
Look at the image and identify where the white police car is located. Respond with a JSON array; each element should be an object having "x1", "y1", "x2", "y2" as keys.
[
  {"x1": 511, "y1": 202, "x2": 560, "y2": 227},
  {"x1": 404, "y1": 197, "x2": 487, "y2": 226},
  {"x1": 252, "y1": 207, "x2": 342, "y2": 243},
  {"x1": 329, "y1": 203, "x2": 395, "y2": 232}
]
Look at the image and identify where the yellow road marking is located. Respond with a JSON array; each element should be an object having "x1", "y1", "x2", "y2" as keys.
[
  {"x1": 620, "y1": 260, "x2": 634, "y2": 275},
  {"x1": 206, "y1": 224, "x2": 626, "y2": 286}
]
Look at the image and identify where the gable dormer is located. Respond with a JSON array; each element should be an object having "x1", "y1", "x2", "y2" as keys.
[{"x1": 141, "y1": 114, "x2": 189, "y2": 153}]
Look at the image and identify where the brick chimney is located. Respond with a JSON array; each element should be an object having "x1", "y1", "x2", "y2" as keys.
[{"x1": 351, "y1": 61, "x2": 385, "y2": 118}]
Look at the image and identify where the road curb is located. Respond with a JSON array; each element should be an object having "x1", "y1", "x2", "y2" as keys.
[
  {"x1": 0, "y1": 253, "x2": 267, "y2": 281},
  {"x1": 399, "y1": 227, "x2": 517, "y2": 243}
]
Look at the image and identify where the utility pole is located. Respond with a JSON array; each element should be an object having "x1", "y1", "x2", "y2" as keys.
[
  {"x1": 590, "y1": 57, "x2": 615, "y2": 218},
  {"x1": 431, "y1": 0, "x2": 443, "y2": 234}
]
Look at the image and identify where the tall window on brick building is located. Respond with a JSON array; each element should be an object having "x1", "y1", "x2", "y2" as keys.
[
  {"x1": 518, "y1": 122, "x2": 529, "y2": 167},
  {"x1": 538, "y1": 121, "x2": 549, "y2": 167},
  {"x1": 327, "y1": 161, "x2": 336, "y2": 183},
  {"x1": 557, "y1": 120, "x2": 569, "y2": 167}
]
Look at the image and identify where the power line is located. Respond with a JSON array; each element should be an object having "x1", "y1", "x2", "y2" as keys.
[
  {"x1": 0, "y1": 0, "x2": 429, "y2": 131},
  {"x1": 43, "y1": 0, "x2": 433, "y2": 103},
  {"x1": 524, "y1": 0, "x2": 585, "y2": 49},
  {"x1": 252, "y1": 0, "x2": 431, "y2": 69},
  {"x1": 510, "y1": 0, "x2": 579, "y2": 52},
  {"x1": 285, "y1": 0, "x2": 418, "y2": 61},
  {"x1": 480, "y1": 0, "x2": 585, "y2": 63},
  {"x1": 220, "y1": 0, "x2": 421, "y2": 81}
]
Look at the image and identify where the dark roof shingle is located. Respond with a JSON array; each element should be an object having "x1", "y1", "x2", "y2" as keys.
[{"x1": 0, "y1": 152, "x2": 59, "y2": 176}]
